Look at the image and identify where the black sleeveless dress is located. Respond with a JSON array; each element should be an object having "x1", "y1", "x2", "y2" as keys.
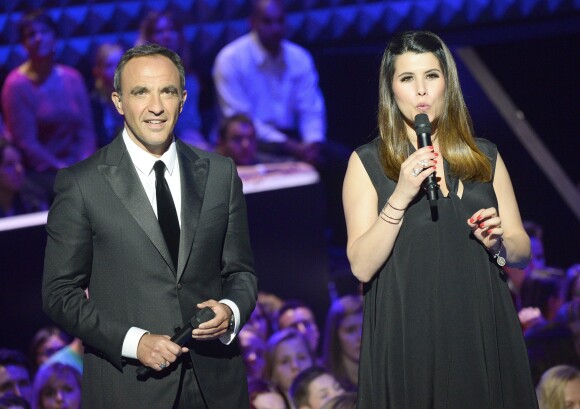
[{"x1": 355, "y1": 138, "x2": 538, "y2": 409}]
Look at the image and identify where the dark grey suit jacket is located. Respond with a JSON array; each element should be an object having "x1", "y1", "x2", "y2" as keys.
[{"x1": 43, "y1": 135, "x2": 257, "y2": 408}]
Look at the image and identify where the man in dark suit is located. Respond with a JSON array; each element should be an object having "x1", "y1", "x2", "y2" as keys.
[{"x1": 42, "y1": 44, "x2": 257, "y2": 409}]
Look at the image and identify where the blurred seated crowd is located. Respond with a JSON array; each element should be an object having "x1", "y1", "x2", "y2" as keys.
[
  {"x1": 0, "y1": 292, "x2": 363, "y2": 409},
  {"x1": 2, "y1": 280, "x2": 580, "y2": 409},
  {"x1": 0, "y1": 2, "x2": 348, "y2": 230}
]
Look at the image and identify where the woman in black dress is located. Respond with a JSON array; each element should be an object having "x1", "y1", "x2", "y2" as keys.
[{"x1": 342, "y1": 31, "x2": 538, "y2": 408}]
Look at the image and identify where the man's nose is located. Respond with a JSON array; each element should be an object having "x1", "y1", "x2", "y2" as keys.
[{"x1": 148, "y1": 95, "x2": 164, "y2": 114}]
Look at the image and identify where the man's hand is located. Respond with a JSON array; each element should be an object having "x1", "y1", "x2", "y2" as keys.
[
  {"x1": 192, "y1": 300, "x2": 232, "y2": 340},
  {"x1": 136, "y1": 333, "x2": 188, "y2": 371}
]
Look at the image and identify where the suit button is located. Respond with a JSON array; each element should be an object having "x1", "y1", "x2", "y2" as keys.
[{"x1": 176, "y1": 283, "x2": 182, "y2": 290}]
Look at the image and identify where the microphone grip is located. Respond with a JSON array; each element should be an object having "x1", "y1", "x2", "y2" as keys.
[
  {"x1": 417, "y1": 132, "x2": 439, "y2": 203},
  {"x1": 136, "y1": 307, "x2": 215, "y2": 378}
]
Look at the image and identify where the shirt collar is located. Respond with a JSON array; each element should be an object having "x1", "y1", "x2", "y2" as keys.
[
  {"x1": 249, "y1": 31, "x2": 285, "y2": 67},
  {"x1": 122, "y1": 129, "x2": 177, "y2": 176}
]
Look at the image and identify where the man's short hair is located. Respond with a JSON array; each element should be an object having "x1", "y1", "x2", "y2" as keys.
[
  {"x1": 276, "y1": 299, "x2": 314, "y2": 328},
  {"x1": 113, "y1": 43, "x2": 186, "y2": 94},
  {"x1": 218, "y1": 113, "x2": 255, "y2": 143}
]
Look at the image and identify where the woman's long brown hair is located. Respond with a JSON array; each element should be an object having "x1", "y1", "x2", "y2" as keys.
[{"x1": 377, "y1": 31, "x2": 492, "y2": 182}]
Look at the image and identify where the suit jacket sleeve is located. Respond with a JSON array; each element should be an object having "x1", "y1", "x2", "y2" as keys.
[
  {"x1": 42, "y1": 167, "x2": 128, "y2": 368},
  {"x1": 220, "y1": 158, "x2": 258, "y2": 327}
]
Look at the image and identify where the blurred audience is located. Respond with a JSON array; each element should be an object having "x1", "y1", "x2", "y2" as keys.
[
  {"x1": 0, "y1": 395, "x2": 30, "y2": 409},
  {"x1": 318, "y1": 392, "x2": 357, "y2": 409},
  {"x1": 0, "y1": 139, "x2": 48, "y2": 217},
  {"x1": 90, "y1": 43, "x2": 124, "y2": 147},
  {"x1": 0, "y1": 349, "x2": 32, "y2": 404},
  {"x1": 536, "y1": 365, "x2": 580, "y2": 409},
  {"x1": 277, "y1": 300, "x2": 320, "y2": 357},
  {"x1": 556, "y1": 264, "x2": 580, "y2": 357},
  {"x1": 1, "y1": 9, "x2": 96, "y2": 195},
  {"x1": 32, "y1": 363, "x2": 81, "y2": 409},
  {"x1": 136, "y1": 10, "x2": 208, "y2": 149},
  {"x1": 216, "y1": 114, "x2": 259, "y2": 166},
  {"x1": 213, "y1": 0, "x2": 326, "y2": 164},
  {"x1": 289, "y1": 367, "x2": 344, "y2": 409},
  {"x1": 520, "y1": 269, "x2": 580, "y2": 385},
  {"x1": 28, "y1": 327, "x2": 71, "y2": 375},
  {"x1": 240, "y1": 328, "x2": 267, "y2": 381},
  {"x1": 321, "y1": 295, "x2": 362, "y2": 391},
  {"x1": 39, "y1": 339, "x2": 83, "y2": 376},
  {"x1": 248, "y1": 378, "x2": 289, "y2": 409},
  {"x1": 264, "y1": 328, "x2": 316, "y2": 406}
]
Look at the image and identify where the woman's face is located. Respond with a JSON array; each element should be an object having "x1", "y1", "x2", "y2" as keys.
[
  {"x1": 252, "y1": 391, "x2": 287, "y2": 409},
  {"x1": 239, "y1": 329, "x2": 266, "y2": 379},
  {"x1": 564, "y1": 378, "x2": 580, "y2": 409},
  {"x1": 392, "y1": 51, "x2": 446, "y2": 137},
  {"x1": 40, "y1": 373, "x2": 81, "y2": 409},
  {"x1": 272, "y1": 338, "x2": 313, "y2": 392},
  {"x1": 338, "y1": 312, "x2": 363, "y2": 363},
  {"x1": 307, "y1": 374, "x2": 345, "y2": 409},
  {"x1": 37, "y1": 335, "x2": 67, "y2": 366},
  {"x1": 22, "y1": 21, "x2": 56, "y2": 59}
]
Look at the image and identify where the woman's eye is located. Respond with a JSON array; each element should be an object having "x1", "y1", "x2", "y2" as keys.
[{"x1": 401, "y1": 76, "x2": 413, "y2": 82}]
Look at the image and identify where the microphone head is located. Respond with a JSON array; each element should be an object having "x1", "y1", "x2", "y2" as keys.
[{"x1": 414, "y1": 113, "x2": 431, "y2": 135}]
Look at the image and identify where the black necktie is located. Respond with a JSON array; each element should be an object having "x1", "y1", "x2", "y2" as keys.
[{"x1": 154, "y1": 161, "x2": 180, "y2": 269}]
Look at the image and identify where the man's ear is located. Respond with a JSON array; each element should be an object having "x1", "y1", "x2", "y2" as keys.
[
  {"x1": 179, "y1": 90, "x2": 188, "y2": 113},
  {"x1": 112, "y1": 92, "x2": 123, "y2": 114}
]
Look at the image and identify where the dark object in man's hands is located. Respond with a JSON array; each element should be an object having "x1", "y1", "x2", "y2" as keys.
[{"x1": 136, "y1": 307, "x2": 216, "y2": 379}]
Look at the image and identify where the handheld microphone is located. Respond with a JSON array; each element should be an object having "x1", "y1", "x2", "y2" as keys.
[
  {"x1": 414, "y1": 113, "x2": 439, "y2": 221},
  {"x1": 136, "y1": 306, "x2": 216, "y2": 378}
]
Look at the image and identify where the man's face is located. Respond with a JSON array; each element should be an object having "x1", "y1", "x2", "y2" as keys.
[
  {"x1": 278, "y1": 307, "x2": 319, "y2": 352},
  {"x1": 251, "y1": 0, "x2": 285, "y2": 55},
  {"x1": 221, "y1": 121, "x2": 257, "y2": 166},
  {"x1": 0, "y1": 365, "x2": 32, "y2": 403},
  {"x1": 112, "y1": 55, "x2": 186, "y2": 156}
]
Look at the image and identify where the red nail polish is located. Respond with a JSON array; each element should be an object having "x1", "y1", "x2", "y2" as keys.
[
  {"x1": 469, "y1": 218, "x2": 474, "y2": 223},
  {"x1": 476, "y1": 215, "x2": 482, "y2": 221},
  {"x1": 479, "y1": 222, "x2": 485, "y2": 228},
  {"x1": 434, "y1": 152, "x2": 439, "y2": 156},
  {"x1": 488, "y1": 229, "x2": 493, "y2": 235},
  {"x1": 433, "y1": 160, "x2": 438, "y2": 164}
]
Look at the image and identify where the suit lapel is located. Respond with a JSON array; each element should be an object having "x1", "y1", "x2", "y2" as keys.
[
  {"x1": 97, "y1": 136, "x2": 176, "y2": 274},
  {"x1": 176, "y1": 141, "x2": 209, "y2": 282}
]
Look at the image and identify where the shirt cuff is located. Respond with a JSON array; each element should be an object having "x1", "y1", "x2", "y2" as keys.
[
  {"x1": 219, "y1": 299, "x2": 240, "y2": 345},
  {"x1": 122, "y1": 327, "x2": 149, "y2": 359}
]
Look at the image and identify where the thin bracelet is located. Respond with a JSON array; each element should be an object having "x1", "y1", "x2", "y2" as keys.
[
  {"x1": 379, "y1": 213, "x2": 401, "y2": 225},
  {"x1": 380, "y1": 208, "x2": 403, "y2": 221},
  {"x1": 387, "y1": 200, "x2": 405, "y2": 211}
]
